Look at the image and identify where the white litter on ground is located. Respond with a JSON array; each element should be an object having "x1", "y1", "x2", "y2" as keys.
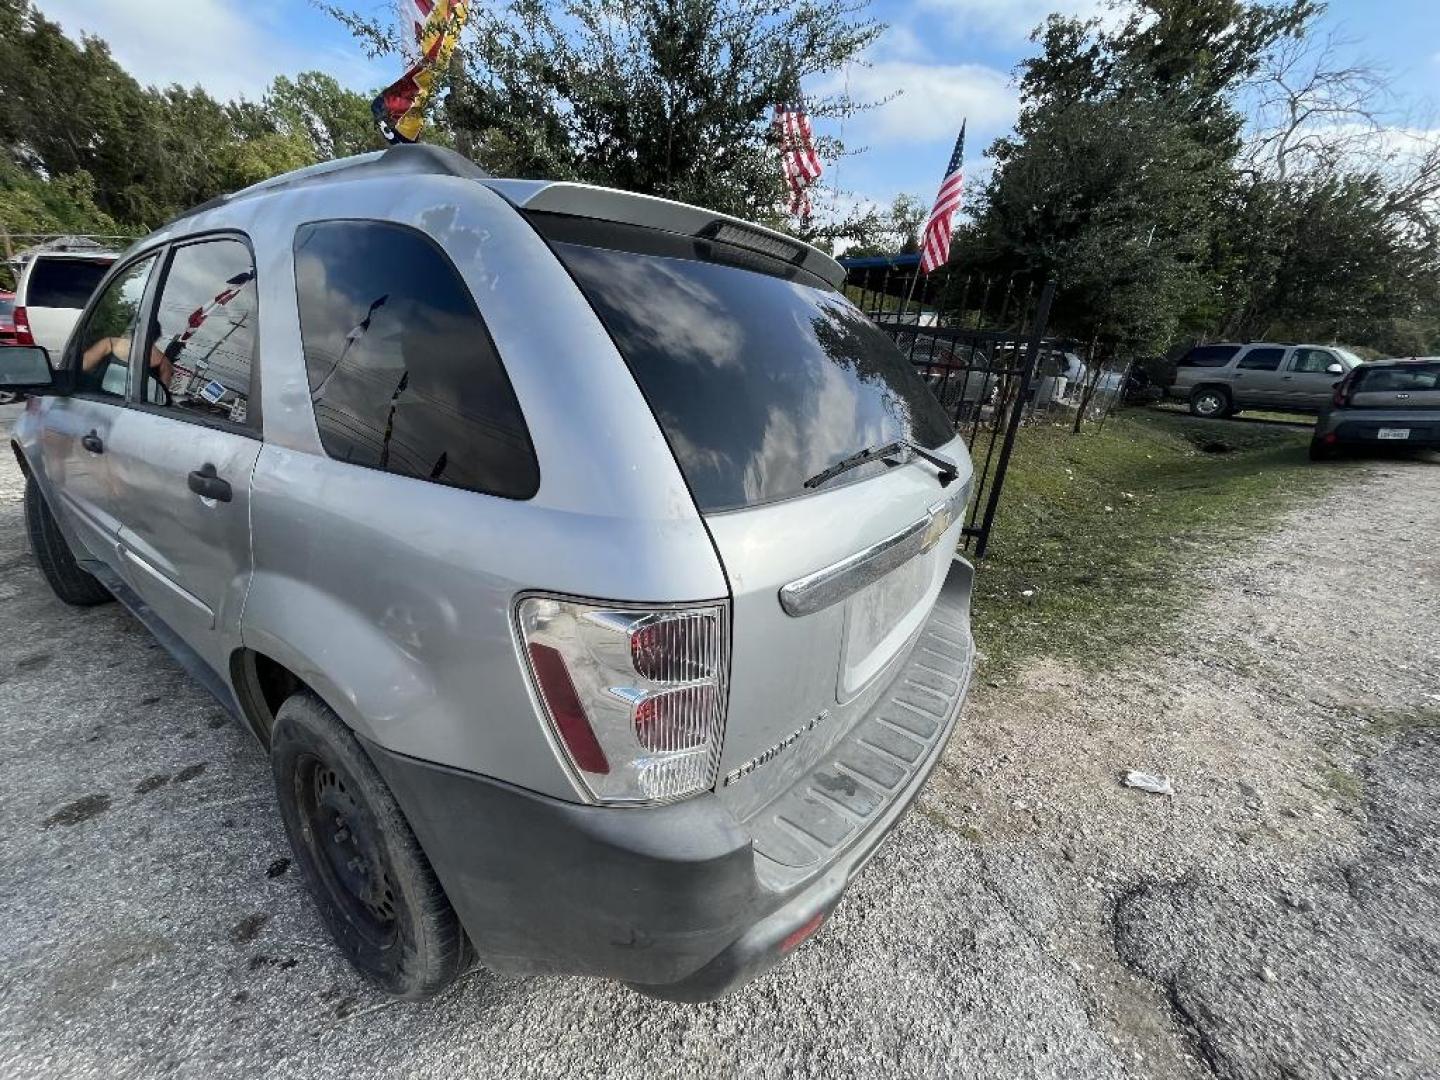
[{"x1": 1123, "y1": 770, "x2": 1175, "y2": 796}]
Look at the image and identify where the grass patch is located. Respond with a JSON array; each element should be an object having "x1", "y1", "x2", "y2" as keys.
[
  {"x1": 915, "y1": 802, "x2": 983, "y2": 842},
  {"x1": 971, "y1": 407, "x2": 1356, "y2": 677},
  {"x1": 1363, "y1": 707, "x2": 1440, "y2": 739},
  {"x1": 1318, "y1": 765, "x2": 1364, "y2": 801}
]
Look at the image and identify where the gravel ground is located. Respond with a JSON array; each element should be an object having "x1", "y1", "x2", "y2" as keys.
[{"x1": 1, "y1": 401, "x2": 1437, "y2": 1079}]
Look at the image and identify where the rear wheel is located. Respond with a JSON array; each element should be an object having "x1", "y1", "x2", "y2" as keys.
[
  {"x1": 1189, "y1": 387, "x2": 1231, "y2": 419},
  {"x1": 271, "y1": 692, "x2": 467, "y2": 998},
  {"x1": 1309, "y1": 438, "x2": 1342, "y2": 461},
  {"x1": 24, "y1": 478, "x2": 112, "y2": 606}
]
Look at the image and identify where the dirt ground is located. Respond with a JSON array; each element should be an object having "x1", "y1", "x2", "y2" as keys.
[{"x1": 1, "y1": 402, "x2": 1437, "y2": 1079}]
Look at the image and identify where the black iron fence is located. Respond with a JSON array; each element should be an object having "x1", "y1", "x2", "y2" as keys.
[{"x1": 842, "y1": 254, "x2": 1058, "y2": 557}]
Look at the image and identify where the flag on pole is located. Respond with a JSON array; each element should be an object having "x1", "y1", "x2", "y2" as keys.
[
  {"x1": 372, "y1": 0, "x2": 469, "y2": 145},
  {"x1": 775, "y1": 97, "x2": 824, "y2": 218},
  {"x1": 918, "y1": 121, "x2": 966, "y2": 274}
]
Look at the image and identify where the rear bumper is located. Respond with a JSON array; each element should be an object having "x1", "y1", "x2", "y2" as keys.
[
  {"x1": 1316, "y1": 411, "x2": 1440, "y2": 447},
  {"x1": 367, "y1": 558, "x2": 975, "y2": 1001}
]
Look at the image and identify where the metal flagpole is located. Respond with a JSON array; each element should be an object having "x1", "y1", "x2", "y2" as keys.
[{"x1": 896, "y1": 264, "x2": 921, "y2": 326}]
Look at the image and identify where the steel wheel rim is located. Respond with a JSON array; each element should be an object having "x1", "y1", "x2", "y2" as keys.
[{"x1": 295, "y1": 753, "x2": 399, "y2": 948}]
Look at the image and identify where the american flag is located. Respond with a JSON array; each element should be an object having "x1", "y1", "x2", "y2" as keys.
[
  {"x1": 775, "y1": 98, "x2": 823, "y2": 217},
  {"x1": 919, "y1": 121, "x2": 967, "y2": 274}
]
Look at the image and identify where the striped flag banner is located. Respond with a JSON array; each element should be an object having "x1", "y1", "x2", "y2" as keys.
[
  {"x1": 919, "y1": 121, "x2": 966, "y2": 274},
  {"x1": 373, "y1": 0, "x2": 469, "y2": 145},
  {"x1": 775, "y1": 99, "x2": 823, "y2": 218}
]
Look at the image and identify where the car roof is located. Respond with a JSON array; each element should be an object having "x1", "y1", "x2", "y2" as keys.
[
  {"x1": 160, "y1": 143, "x2": 847, "y2": 289},
  {"x1": 20, "y1": 250, "x2": 119, "y2": 262},
  {"x1": 1364, "y1": 356, "x2": 1440, "y2": 367}
]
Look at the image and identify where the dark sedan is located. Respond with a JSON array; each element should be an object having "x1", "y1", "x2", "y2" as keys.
[{"x1": 1312, "y1": 358, "x2": 1440, "y2": 459}]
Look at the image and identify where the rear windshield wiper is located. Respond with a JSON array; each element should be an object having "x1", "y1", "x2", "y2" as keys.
[{"x1": 803, "y1": 439, "x2": 958, "y2": 491}]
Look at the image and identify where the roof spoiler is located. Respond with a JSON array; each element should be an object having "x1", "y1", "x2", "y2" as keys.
[{"x1": 484, "y1": 179, "x2": 846, "y2": 290}]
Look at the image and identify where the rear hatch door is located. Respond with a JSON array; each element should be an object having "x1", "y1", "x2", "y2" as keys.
[
  {"x1": 541, "y1": 215, "x2": 969, "y2": 822},
  {"x1": 20, "y1": 256, "x2": 114, "y2": 355},
  {"x1": 1349, "y1": 362, "x2": 1440, "y2": 409}
]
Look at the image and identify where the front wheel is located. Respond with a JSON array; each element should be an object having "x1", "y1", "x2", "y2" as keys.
[
  {"x1": 271, "y1": 692, "x2": 467, "y2": 998},
  {"x1": 24, "y1": 478, "x2": 112, "y2": 606},
  {"x1": 1189, "y1": 387, "x2": 1231, "y2": 419}
]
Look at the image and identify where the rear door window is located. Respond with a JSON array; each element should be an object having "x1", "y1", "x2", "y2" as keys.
[
  {"x1": 25, "y1": 258, "x2": 113, "y2": 308},
  {"x1": 1237, "y1": 347, "x2": 1285, "y2": 371},
  {"x1": 1180, "y1": 345, "x2": 1240, "y2": 368},
  {"x1": 143, "y1": 238, "x2": 259, "y2": 429},
  {"x1": 545, "y1": 224, "x2": 954, "y2": 512},
  {"x1": 293, "y1": 220, "x2": 538, "y2": 500}
]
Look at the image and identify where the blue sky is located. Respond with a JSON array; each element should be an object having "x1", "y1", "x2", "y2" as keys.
[{"x1": 34, "y1": 0, "x2": 1440, "y2": 214}]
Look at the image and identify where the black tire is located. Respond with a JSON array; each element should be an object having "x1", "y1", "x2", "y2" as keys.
[
  {"x1": 271, "y1": 692, "x2": 466, "y2": 999},
  {"x1": 1309, "y1": 438, "x2": 1341, "y2": 461},
  {"x1": 24, "y1": 478, "x2": 113, "y2": 606},
  {"x1": 1189, "y1": 386, "x2": 1231, "y2": 419}
]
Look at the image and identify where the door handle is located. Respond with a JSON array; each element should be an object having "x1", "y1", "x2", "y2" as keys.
[
  {"x1": 81, "y1": 430, "x2": 104, "y2": 454},
  {"x1": 187, "y1": 463, "x2": 232, "y2": 503}
]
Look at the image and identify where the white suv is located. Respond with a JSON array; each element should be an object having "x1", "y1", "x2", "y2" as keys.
[{"x1": 11, "y1": 248, "x2": 118, "y2": 357}]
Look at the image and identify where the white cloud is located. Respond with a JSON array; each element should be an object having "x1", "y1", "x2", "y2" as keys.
[
  {"x1": 915, "y1": 0, "x2": 1115, "y2": 42},
  {"x1": 817, "y1": 61, "x2": 1019, "y2": 147},
  {"x1": 36, "y1": 0, "x2": 385, "y2": 101}
]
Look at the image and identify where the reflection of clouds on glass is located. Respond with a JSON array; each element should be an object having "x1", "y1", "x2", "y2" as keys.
[
  {"x1": 570, "y1": 248, "x2": 744, "y2": 371},
  {"x1": 549, "y1": 240, "x2": 957, "y2": 510}
]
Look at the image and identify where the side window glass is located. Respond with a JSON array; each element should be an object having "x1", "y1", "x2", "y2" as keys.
[
  {"x1": 1292, "y1": 349, "x2": 1335, "y2": 374},
  {"x1": 144, "y1": 239, "x2": 258, "y2": 428},
  {"x1": 1237, "y1": 348, "x2": 1283, "y2": 371},
  {"x1": 73, "y1": 257, "x2": 157, "y2": 399},
  {"x1": 293, "y1": 220, "x2": 539, "y2": 500}
]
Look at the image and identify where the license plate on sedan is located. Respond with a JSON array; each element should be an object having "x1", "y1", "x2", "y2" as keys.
[{"x1": 1377, "y1": 428, "x2": 1411, "y2": 440}]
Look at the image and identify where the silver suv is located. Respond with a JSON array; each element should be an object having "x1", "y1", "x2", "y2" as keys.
[
  {"x1": 1169, "y1": 342, "x2": 1363, "y2": 417},
  {"x1": 0, "y1": 146, "x2": 976, "y2": 1001}
]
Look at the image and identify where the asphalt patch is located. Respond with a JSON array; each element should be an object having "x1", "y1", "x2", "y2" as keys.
[
  {"x1": 43, "y1": 793, "x2": 111, "y2": 828},
  {"x1": 133, "y1": 773, "x2": 170, "y2": 795},
  {"x1": 172, "y1": 763, "x2": 207, "y2": 783},
  {"x1": 229, "y1": 913, "x2": 271, "y2": 945}
]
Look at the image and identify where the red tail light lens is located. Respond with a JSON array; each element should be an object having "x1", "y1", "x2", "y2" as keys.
[
  {"x1": 517, "y1": 596, "x2": 730, "y2": 804},
  {"x1": 633, "y1": 685, "x2": 717, "y2": 751},
  {"x1": 526, "y1": 643, "x2": 610, "y2": 774},
  {"x1": 630, "y1": 612, "x2": 718, "y2": 681},
  {"x1": 12, "y1": 306, "x2": 34, "y2": 346}
]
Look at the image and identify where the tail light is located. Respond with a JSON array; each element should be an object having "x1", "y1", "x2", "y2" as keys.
[
  {"x1": 1332, "y1": 370, "x2": 1359, "y2": 408},
  {"x1": 516, "y1": 596, "x2": 730, "y2": 804},
  {"x1": 12, "y1": 306, "x2": 34, "y2": 346}
]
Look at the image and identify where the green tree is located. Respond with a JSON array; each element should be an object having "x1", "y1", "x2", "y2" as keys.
[
  {"x1": 328, "y1": 0, "x2": 882, "y2": 222},
  {"x1": 262, "y1": 72, "x2": 386, "y2": 160},
  {"x1": 839, "y1": 193, "x2": 927, "y2": 258},
  {"x1": 965, "y1": 0, "x2": 1312, "y2": 353}
]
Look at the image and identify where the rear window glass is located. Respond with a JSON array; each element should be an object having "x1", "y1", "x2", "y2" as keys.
[
  {"x1": 294, "y1": 220, "x2": 538, "y2": 500},
  {"x1": 1355, "y1": 365, "x2": 1440, "y2": 392},
  {"x1": 1181, "y1": 345, "x2": 1240, "y2": 368},
  {"x1": 550, "y1": 238, "x2": 954, "y2": 512},
  {"x1": 0, "y1": 296, "x2": 12, "y2": 319},
  {"x1": 25, "y1": 258, "x2": 113, "y2": 308}
]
